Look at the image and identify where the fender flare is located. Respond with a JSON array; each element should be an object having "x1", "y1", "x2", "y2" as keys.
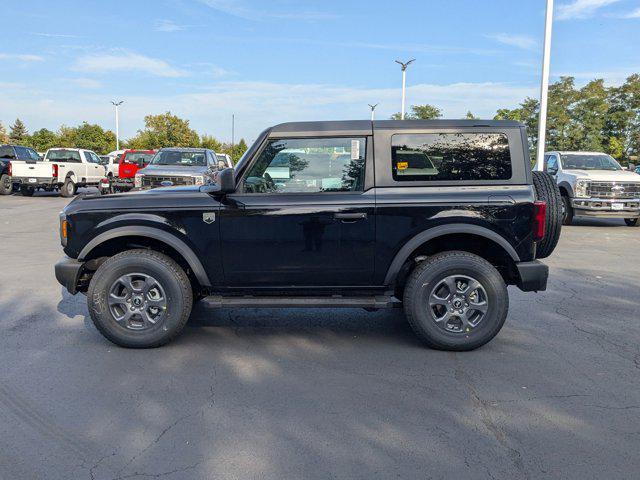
[
  {"x1": 78, "y1": 226, "x2": 211, "y2": 287},
  {"x1": 383, "y1": 223, "x2": 521, "y2": 285},
  {"x1": 65, "y1": 171, "x2": 78, "y2": 183},
  {"x1": 557, "y1": 181, "x2": 574, "y2": 197}
]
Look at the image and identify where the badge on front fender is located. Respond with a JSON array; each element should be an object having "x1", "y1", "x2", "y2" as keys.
[{"x1": 202, "y1": 212, "x2": 216, "y2": 224}]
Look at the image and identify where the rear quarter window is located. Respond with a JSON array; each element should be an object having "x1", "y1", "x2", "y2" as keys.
[{"x1": 391, "y1": 132, "x2": 512, "y2": 181}]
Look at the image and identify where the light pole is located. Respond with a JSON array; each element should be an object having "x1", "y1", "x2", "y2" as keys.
[
  {"x1": 231, "y1": 114, "x2": 235, "y2": 150},
  {"x1": 395, "y1": 59, "x2": 415, "y2": 120},
  {"x1": 535, "y1": 0, "x2": 554, "y2": 170},
  {"x1": 111, "y1": 100, "x2": 124, "y2": 150},
  {"x1": 368, "y1": 103, "x2": 378, "y2": 121}
]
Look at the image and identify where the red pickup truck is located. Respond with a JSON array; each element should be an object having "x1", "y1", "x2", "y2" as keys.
[{"x1": 113, "y1": 150, "x2": 156, "y2": 191}]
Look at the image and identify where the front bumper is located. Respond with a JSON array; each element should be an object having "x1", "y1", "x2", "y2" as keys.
[
  {"x1": 515, "y1": 260, "x2": 548, "y2": 292},
  {"x1": 54, "y1": 256, "x2": 84, "y2": 295},
  {"x1": 572, "y1": 197, "x2": 640, "y2": 218}
]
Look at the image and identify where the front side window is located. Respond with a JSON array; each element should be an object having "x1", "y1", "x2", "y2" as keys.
[
  {"x1": 391, "y1": 133, "x2": 512, "y2": 181},
  {"x1": 243, "y1": 137, "x2": 366, "y2": 193},
  {"x1": 151, "y1": 150, "x2": 206, "y2": 167},
  {"x1": 47, "y1": 149, "x2": 81, "y2": 163}
]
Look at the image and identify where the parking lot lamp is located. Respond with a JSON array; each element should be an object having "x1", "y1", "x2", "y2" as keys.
[
  {"x1": 395, "y1": 59, "x2": 415, "y2": 120},
  {"x1": 536, "y1": 0, "x2": 554, "y2": 170},
  {"x1": 368, "y1": 103, "x2": 378, "y2": 121},
  {"x1": 111, "y1": 100, "x2": 124, "y2": 150}
]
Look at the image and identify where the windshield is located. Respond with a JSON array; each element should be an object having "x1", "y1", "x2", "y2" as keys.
[
  {"x1": 46, "y1": 150, "x2": 81, "y2": 162},
  {"x1": 123, "y1": 152, "x2": 154, "y2": 164},
  {"x1": 560, "y1": 154, "x2": 622, "y2": 171},
  {"x1": 151, "y1": 150, "x2": 206, "y2": 167}
]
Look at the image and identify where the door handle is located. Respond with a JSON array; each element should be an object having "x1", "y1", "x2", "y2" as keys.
[{"x1": 334, "y1": 212, "x2": 367, "y2": 221}]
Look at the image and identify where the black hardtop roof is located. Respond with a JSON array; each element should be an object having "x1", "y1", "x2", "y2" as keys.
[{"x1": 270, "y1": 119, "x2": 523, "y2": 135}]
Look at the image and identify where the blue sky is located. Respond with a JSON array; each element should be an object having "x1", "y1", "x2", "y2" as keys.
[{"x1": 1, "y1": 0, "x2": 639, "y2": 143}]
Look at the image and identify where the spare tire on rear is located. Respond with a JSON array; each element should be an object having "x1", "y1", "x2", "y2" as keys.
[{"x1": 532, "y1": 171, "x2": 562, "y2": 259}]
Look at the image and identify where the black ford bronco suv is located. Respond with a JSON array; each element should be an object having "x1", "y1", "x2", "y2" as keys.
[{"x1": 55, "y1": 120, "x2": 562, "y2": 350}]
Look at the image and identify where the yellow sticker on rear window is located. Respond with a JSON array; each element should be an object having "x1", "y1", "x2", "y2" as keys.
[{"x1": 397, "y1": 161, "x2": 408, "y2": 170}]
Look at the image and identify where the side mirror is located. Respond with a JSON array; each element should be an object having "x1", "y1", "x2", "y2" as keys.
[
  {"x1": 628, "y1": 163, "x2": 635, "y2": 171},
  {"x1": 200, "y1": 167, "x2": 235, "y2": 194},
  {"x1": 547, "y1": 166, "x2": 558, "y2": 175}
]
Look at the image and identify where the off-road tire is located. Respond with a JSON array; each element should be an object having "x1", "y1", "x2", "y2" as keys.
[
  {"x1": 20, "y1": 185, "x2": 35, "y2": 196},
  {"x1": 0, "y1": 174, "x2": 12, "y2": 195},
  {"x1": 532, "y1": 171, "x2": 562, "y2": 258},
  {"x1": 61, "y1": 178, "x2": 76, "y2": 198},
  {"x1": 87, "y1": 249, "x2": 193, "y2": 348},
  {"x1": 624, "y1": 218, "x2": 639, "y2": 227},
  {"x1": 403, "y1": 251, "x2": 508, "y2": 351}
]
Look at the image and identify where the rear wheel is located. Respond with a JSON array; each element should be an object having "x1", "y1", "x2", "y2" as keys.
[
  {"x1": 20, "y1": 185, "x2": 35, "y2": 196},
  {"x1": 625, "y1": 218, "x2": 639, "y2": 227},
  {"x1": 0, "y1": 174, "x2": 12, "y2": 195},
  {"x1": 403, "y1": 251, "x2": 508, "y2": 351},
  {"x1": 61, "y1": 178, "x2": 76, "y2": 197},
  {"x1": 87, "y1": 249, "x2": 193, "y2": 348},
  {"x1": 532, "y1": 171, "x2": 562, "y2": 258}
]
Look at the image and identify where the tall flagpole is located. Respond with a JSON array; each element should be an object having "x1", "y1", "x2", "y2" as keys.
[{"x1": 536, "y1": 0, "x2": 554, "y2": 170}]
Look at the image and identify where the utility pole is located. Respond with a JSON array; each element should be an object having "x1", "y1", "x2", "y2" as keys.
[
  {"x1": 536, "y1": 0, "x2": 554, "y2": 170},
  {"x1": 368, "y1": 103, "x2": 378, "y2": 121},
  {"x1": 231, "y1": 114, "x2": 235, "y2": 149},
  {"x1": 395, "y1": 59, "x2": 415, "y2": 120},
  {"x1": 111, "y1": 100, "x2": 124, "y2": 150}
]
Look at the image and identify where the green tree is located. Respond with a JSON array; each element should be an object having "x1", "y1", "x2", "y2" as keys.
[
  {"x1": 200, "y1": 134, "x2": 222, "y2": 151},
  {"x1": 464, "y1": 111, "x2": 477, "y2": 119},
  {"x1": 72, "y1": 122, "x2": 116, "y2": 154},
  {"x1": 29, "y1": 128, "x2": 60, "y2": 152},
  {"x1": 0, "y1": 122, "x2": 9, "y2": 143},
  {"x1": 495, "y1": 97, "x2": 539, "y2": 161},
  {"x1": 9, "y1": 118, "x2": 29, "y2": 145},
  {"x1": 391, "y1": 104, "x2": 442, "y2": 120},
  {"x1": 546, "y1": 76, "x2": 578, "y2": 151},
  {"x1": 127, "y1": 112, "x2": 200, "y2": 149}
]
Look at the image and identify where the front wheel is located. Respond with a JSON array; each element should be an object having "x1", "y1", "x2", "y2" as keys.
[
  {"x1": 87, "y1": 250, "x2": 193, "y2": 348},
  {"x1": 403, "y1": 251, "x2": 508, "y2": 351},
  {"x1": 0, "y1": 174, "x2": 12, "y2": 195},
  {"x1": 562, "y1": 196, "x2": 574, "y2": 225},
  {"x1": 625, "y1": 218, "x2": 639, "y2": 227}
]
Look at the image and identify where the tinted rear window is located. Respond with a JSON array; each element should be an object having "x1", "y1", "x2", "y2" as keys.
[
  {"x1": 0, "y1": 146, "x2": 15, "y2": 159},
  {"x1": 391, "y1": 133, "x2": 512, "y2": 181},
  {"x1": 46, "y1": 150, "x2": 81, "y2": 162}
]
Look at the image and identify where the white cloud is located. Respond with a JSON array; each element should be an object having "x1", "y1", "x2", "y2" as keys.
[
  {"x1": 0, "y1": 80, "x2": 536, "y2": 142},
  {"x1": 154, "y1": 19, "x2": 188, "y2": 32},
  {"x1": 556, "y1": 0, "x2": 621, "y2": 20},
  {"x1": 487, "y1": 33, "x2": 537, "y2": 50},
  {"x1": 0, "y1": 53, "x2": 44, "y2": 62},
  {"x1": 619, "y1": 7, "x2": 640, "y2": 18},
  {"x1": 30, "y1": 32, "x2": 80, "y2": 38},
  {"x1": 553, "y1": 67, "x2": 640, "y2": 85},
  {"x1": 198, "y1": 0, "x2": 337, "y2": 21},
  {"x1": 72, "y1": 51, "x2": 187, "y2": 78},
  {"x1": 70, "y1": 78, "x2": 103, "y2": 89}
]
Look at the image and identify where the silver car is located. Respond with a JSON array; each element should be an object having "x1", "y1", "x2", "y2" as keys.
[{"x1": 134, "y1": 148, "x2": 231, "y2": 189}]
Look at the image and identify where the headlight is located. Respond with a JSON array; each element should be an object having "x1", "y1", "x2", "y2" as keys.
[
  {"x1": 575, "y1": 179, "x2": 589, "y2": 198},
  {"x1": 134, "y1": 174, "x2": 142, "y2": 188},
  {"x1": 193, "y1": 175, "x2": 205, "y2": 186}
]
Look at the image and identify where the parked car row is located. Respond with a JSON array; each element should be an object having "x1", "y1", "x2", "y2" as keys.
[{"x1": 0, "y1": 144, "x2": 233, "y2": 197}]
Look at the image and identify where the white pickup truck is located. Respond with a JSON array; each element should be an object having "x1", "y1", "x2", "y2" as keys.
[
  {"x1": 10, "y1": 148, "x2": 106, "y2": 197},
  {"x1": 543, "y1": 151, "x2": 640, "y2": 226}
]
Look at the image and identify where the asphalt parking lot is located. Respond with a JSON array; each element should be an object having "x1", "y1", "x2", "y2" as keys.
[{"x1": 1, "y1": 190, "x2": 639, "y2": 480}]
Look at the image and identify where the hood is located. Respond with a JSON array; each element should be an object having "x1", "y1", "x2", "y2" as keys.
[
  {"x1": 564, "y1": 169, "x2": 640, "y2": 182},
  {"x1": 138, "y1": 164, "x2": 208, "y2": 176}
]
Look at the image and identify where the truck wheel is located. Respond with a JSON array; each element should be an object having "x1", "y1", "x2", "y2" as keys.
[
  {"x1": 20, "y1": 185, "x2": 35, "y2": 197},
  {"x1": 87, "y1": 249, "x2": 193, "y2": 348},
  {"x1": 0, "y1": 174, "x2": 12, "y2": 195},
  {"x1": 624, "y1": 218, "x2": 639, "y2": 227},
  {"x1": 61, "y1": 178, "x2": 76, "y2": 197},
  {"x1": 403, "y1": 251, "x2": 508, "y2": 351},
  {"x1": 532, "y1": 171, "x2": 562, "y2": 258},
  {"x1": 562, "y1": 196, "x2": 574, "y2": 225}
]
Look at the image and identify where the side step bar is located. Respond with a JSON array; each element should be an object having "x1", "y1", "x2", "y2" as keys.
[{"x1": 201, "y1": 295, "x2": 401, "y2": 309}]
